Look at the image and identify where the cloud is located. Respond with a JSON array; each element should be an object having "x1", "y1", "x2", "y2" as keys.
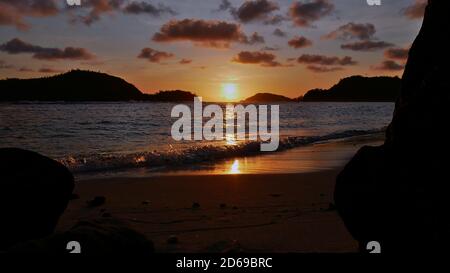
[
  {"x1": 372, "y1": 60, "x2": 405, "y2": 71},
  {"x1": 273, "y1": 28, "x2": 287, "y2": 37},
  {"x1": 341, "y1": 40, "x2": 393, "y2": 51},
  {"x1": 152, "y1": 19, "x2": 251, "y2": 48},
  {"x1": 306, "y1": 65, "x2": 343, "y2": 73},
  {"x1": 137, "y1": 47, "x2": 174, "y2": 63},
  {"x1": 403, "y1": 0, "x2": 427, "y2": 19},
  {"x1": 0, "y1": 60, "x2": 14, "y2": 69},
  {"x1": 324, "y1": 22, "x2": 376, "y2": 40},
  {"x1": 70, "y1": 0, "x2": 176, "y2": 26},
  {"x1": 18, "y1": 66, "x2": 34, "y2": 72},
  {"x1": 261, "y1": 46, "x2": 279, "y2": 51},
  {"x1": 0, "y1": 0, "x2": 59, "y2": 30},
  {"x1": 288, "y1": 36, "x2": 313, "y2": 48},
  {"x1": 232, "y1": 51, "x2": 283, "y2": 67},
  {"x1": 39, "y1": 67, "x2": 62, "y2": 73},
  {"x1": 0, "y1": 38, "x2": 95, "y2": 60},
  {"x1": 384, "y1": 47, "x2": 409, "y2": 60},
  {"x1": 179, "y1": 58, "x2": 192, "y2": 64},
  {"x1": 289, "y1": 0, "x2": 334, "y2": 27},
  {"x1": 123, "y1": 1, "x2": 176, "y2": 16},
  {"x1": 69, "y1": 0, "x2": 123, "y2": 26},
  {"x1": 241, "y1": 32, "x2": 265, "y2": 45},
  {"x1": 232, "y1": 0, "x2": 279, "y2": 23},
  {"x1": 297, "y1": 54, "x2": 357, "y2": 66},
  {"x1": 215, "y1": 0, "x2": 233, "y2": 12},
  {"x1": 263, "y1": 14, "x2": 287, "y2": 25}
]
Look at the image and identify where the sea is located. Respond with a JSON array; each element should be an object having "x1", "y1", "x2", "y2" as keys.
[{"x1": 0, "y1": 102, "x2": 394, "y2": 178}]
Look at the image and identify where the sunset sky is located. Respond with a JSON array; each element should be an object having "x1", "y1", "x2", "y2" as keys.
[{"x1": 0, "y1": 0, "x2": 426, "y2": 101}]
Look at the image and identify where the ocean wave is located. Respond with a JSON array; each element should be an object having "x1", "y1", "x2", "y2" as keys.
[{"x1": 59, "y1": 128, "x2": 384, "y2": 174}]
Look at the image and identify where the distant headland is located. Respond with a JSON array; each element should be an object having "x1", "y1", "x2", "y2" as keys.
[
  {"x1": 0, "y1": 70, "x2": 196, "y2": 102},
  {"x1": 0, "y1": 70, "x2": 401, "y2": 102},
  {"x1": 299, "y1": 76, "x2": 401, "y2": 102}
]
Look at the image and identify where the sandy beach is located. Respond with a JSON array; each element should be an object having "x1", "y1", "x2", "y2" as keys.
[{"x1": 57, "y1": 135, "x2": 384, "y2": 253}]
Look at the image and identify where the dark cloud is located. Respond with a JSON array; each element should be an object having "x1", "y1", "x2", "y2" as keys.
[
  {"x1": 232, "y1": 51, "x2": 283, "y2": 67},
  {"x1": 179, "y1": 58, "x2": 192, "y2": 64},
  {"x1": 306, "y1": 65, "x2": 343, "y2": 73},
  {"x1": 137, "y1": 47, "x2": 174, "y2": 63},
  {"x1": 0, "y1": 38, "x2": 95, "y2": 60},
  {"x1": 289, "y1": 0, "x2": 334, "y2": 27},
  {"x1": 273, "y1": 28, "x2": 287, "y2": 37},
  {"x1": 372, "y1": 60, "x2": 405, "y2": 71},
  {"x1": 288, "y1": 36, "x2": 313, "y2": 49},
  {"x1": 123, "y1": 1, "x2": 176, "y2": 16},
  {"x1": 0, "y1": 0, "x2": 59, "y2": 30},
  {"x1": 152, "y1": 19, "x2": 251, "y2": 48},
  {"x1": 324, "y1": 22, "x2": 376, "y2": 40},
  {"x1": 297, "y1": 54, "x2": 357, "y2": 66},
  {"x1": 384, "y1": 47, "x2": 409, "y2": 60},
  {"x1": 341, "y1": 40, "x2": 394, "y2": 51},
  {"x1": 403, "y1": 0, "x2": 427, "y2": 19},
  {"x1": 232, "y1": 0, "x2": 279, "y2": 23}
]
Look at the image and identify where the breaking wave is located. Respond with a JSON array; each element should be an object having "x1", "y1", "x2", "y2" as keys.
[{"x1": 59, "y1": 128, "x2": 384, "y2": 174}]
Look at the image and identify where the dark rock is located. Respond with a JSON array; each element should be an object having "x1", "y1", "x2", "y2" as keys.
[
  {"x1": 70, "y1": 193, "x2": 80, "y2": 200},
  {"x1": 8, "y1": 218, "x2": 154, "y2": 255},
  {"x1": 219, "y1": 203, "x2": 227, "y2": 209},
  {"x1": 87, "y1": 196, "x2": 106, "y2": 208},
  {"x1": 142, "y1": 200, "x2": 150, "y2": 205},
  {"x1": 0, "y1": 148, "x2": 74, "y2": 250},
  {"x1": 334, "y1": 0, "x2": 450, "y2": 253},
  {"x1": 192, "y1": 202, "x2": 200, "y2": 209}
]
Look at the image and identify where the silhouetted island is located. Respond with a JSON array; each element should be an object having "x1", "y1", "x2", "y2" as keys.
[
  {"x1": 0, "y1": 70, "x2": 196, "y2": 102},
  {"x1": 300, "y1": 76, "x2": 401, "y2": 102},
  {"x1": 242, "y1": 93, "x2": 294, "y2": 103}
]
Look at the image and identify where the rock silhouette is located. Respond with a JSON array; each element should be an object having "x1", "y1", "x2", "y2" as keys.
[
  {"x1": 335, "y1": 0, "x2": 450, "y2": 253},
  {"x1": 9, "y1": 219, "x2": 154, "y2": 255},
  {"x1": 0, "y1": 148, "x2": 74, "y2": 250}
]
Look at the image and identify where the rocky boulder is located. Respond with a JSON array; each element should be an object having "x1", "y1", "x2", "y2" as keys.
[
  {"x1": 0, "y1": 148, "x2": 74, "y2": 250},
  {"x1": 335, "y1": 0, "x2": 450, "y2": 253}
]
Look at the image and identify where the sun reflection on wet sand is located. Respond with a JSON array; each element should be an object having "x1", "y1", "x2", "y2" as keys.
[{"x1": 228, "y1": 159, "x2": 241, "y2": 174}]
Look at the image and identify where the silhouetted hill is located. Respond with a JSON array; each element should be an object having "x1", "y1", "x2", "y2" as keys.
[
  {"x1": 0, "y1": 70, "x2": 196, "y2": 102},
  {"x1": 143, "y1": 90, "x2": 196, "y2": 102},
  {"x1": 300, "y1": 76, "x2": 401, "y2": 102},
  {"x1": 242, "y1": 93, "x2": 294, "y2": 103}
]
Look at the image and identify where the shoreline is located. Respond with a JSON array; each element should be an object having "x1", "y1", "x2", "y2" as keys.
[
  {"x1": 74, "y1": 132, "x2": 385, "y2": 180},
  {"x1": 57, "y1": 135, "x2": 386, "y2": 253}
]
